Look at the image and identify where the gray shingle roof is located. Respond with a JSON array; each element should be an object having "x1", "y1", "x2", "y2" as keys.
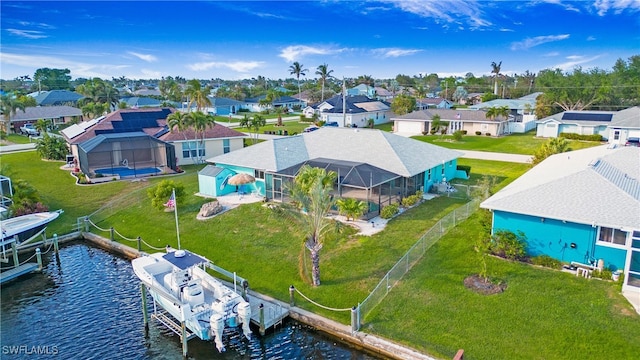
[
  {"x1": 10, "y1": 105, "x2": 82, "y2": 121},
  {"x1": 609, "y1": 106, "x2": 640, "y2": 128},
  {"x1": 392, "y1": 109, "x2": 499, "y2": 122},
  {"x1": 481, "y1": 145, "x2": 640, "y2": 229},
  {"x1": 32, "y1": 90, "x2": 84, "y2": 105},
  {"x1": 207, "y1": 127, "x2": 462, "y2": 177}
]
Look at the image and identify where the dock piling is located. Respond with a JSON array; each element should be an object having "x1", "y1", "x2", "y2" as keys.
[
  {"x1": 289, "y1": 285, "x2": 295, "y2": 306},
  {"x1": 181, "y1": 322, "x2": 188, "y2": 358},
  {"x1": 137, "y1": 237, "x2": 142, "y2": 252},
  {"x1": 36, "y1": 248, "x2": 42, "y2": 270},
  {"x1": 140, "y1": 283, "x2": 149, "y2": 333},
  {"x1": 351, "y1": 306, "x2": 359, "y2": 333},
  {"x1": 11, "y1": 240, "x2": 19, "y2": 269},
  {"x1": 259, "y1": 303, "x2": 265, "y2": 336},
  {"x1": 53, "y1": 234, "x2": 59, "y2": 255},
  {"x1": 110, "y1": 227, "x2": 115, "y2": 241}
]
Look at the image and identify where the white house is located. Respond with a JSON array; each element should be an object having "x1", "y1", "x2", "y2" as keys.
[{"x1": 306, "y1": 94, "x2": 392, "y2": 127}]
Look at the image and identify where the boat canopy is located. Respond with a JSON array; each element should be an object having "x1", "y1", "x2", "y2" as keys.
[{"x1": 162, "y1": 250, "x2": 207, "y2": 270}]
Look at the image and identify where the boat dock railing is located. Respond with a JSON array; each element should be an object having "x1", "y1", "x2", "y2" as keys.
[{"x1": 203, "y1": 262, "x2": 249, "y2": 296}]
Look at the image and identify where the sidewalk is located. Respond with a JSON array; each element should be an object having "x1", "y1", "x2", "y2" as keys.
[{"x1": 0, "y1": 143, "x2": 36, "y2": 153}]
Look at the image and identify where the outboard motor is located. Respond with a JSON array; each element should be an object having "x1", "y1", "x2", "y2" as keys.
[
  {"x1": 237, "y1": 302, "x2": 252, "y2": 340},
  {"x1": 209, "y1": 313, "x2": 226, "y2": 352}
]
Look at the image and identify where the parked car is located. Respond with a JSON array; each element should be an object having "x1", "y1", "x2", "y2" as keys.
[
  {"x1": 20, "y1": 123, "x2": 39, "y2": 136},
  {"x1": 625, "y1": 137, "x2": 639, "y2": 147},
  {"x1": 303, "y1": 125, "x2": 320, "y2": 133},
  {"x1": 323, "y1": 121, "x2": 339, "y2": 127}
]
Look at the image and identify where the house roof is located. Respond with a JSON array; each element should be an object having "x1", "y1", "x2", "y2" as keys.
[
  {"x1": 120, "y1": 97, "x2": 162, "y2": 107},
  {"x1": 481, "y1": 145, "x2": 640, "y2": 229},
  {"x1": 206, "y1": 127, "x2": 462, "y2": 177},
  {"x1": 207, "y1": 96, "x2": 243, "y2": 107},
  {"x1": 419, "y1": 97, "x2": 451, "y2": 105},
  {"x1": 159, "y1": 123, "x2": 246, "y2": 142},
  {"x1": 32, "y1": 90, "x2": 83, "y2": 106},
  {"x1": 244, "y1": 95, "x2": 300, "y2": 105},
  {"x1": 198, "y1": 165, "x2": 225, "y2": 177},
  {"x1": 79, "y1": 132, "x2": 167, "y2": 153},
  {"x1": 609, "y1": 106, "x2": 640, "y2": 128},
  {"x1": 392, "y1": 109, "x2": 505, "y2": 122},
  {"x1": 134, "y1": 88, "x2": 161, "y2": 96},
  {"x1": 536, "y1": 109, "x2": 617, "y2": 125},
  {"x1": 316, "y1": 94, "x2": 390, "y2": 114},
  {"x1": 9, "y1": 105, "x2": 82, "y2": 122},
  {"x1": 469, "y1": 97, "x2": 536, "y2": 111}
]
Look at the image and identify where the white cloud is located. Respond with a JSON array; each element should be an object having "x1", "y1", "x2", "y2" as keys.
[
  {"x1": 587, "y1": 36, "x2": 596, "y2": 41},
  {"x1": 17, "y1": 21, "x2": 55, "y2": 29},
  {"x1": 552, "y1": 55, "x2": 603, "y2": 71},
  {"x1": 371, "y1": 48, "x2": 422, "y2": 58},
  {"x1": 543, "y1": 52, "x2": 560, "y2": 57},
  {"x1": 127, "y1": 51, "x2": 157, "y2": 63},
  {"x1": 593, "y1": 0, "x2": 640, "y2": 15},
  {"x1": 510, "y1": 34, "x2": 570, "y2": 50},
  {"x1": 278, "y1": 45, "x2": 345, "y2": 62},
  {"x1": 188, "y1": 61, "x2": 264, "y2": 73},
  {"x1": 6, "y1": 29, "x2": 48, "y2": 39},
  {"x1": 381, "y1": 0, "x2": 492, "y2": 28},
  {"x1": 500, "y1": 28, "x2": 515, "y2": 32},
  {"x1": 0, "y1": 52, "x2": 129, "y2": 78},
  {"x1": 537, "y1": 0, "x2": 581, "y2": 13}
]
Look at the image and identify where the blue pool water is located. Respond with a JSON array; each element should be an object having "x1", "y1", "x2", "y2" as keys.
[{"x1": 95, "y1": 166, "x2": 161, "y2": 177}]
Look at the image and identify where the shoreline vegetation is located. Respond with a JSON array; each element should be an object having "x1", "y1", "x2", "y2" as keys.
[{"x1": 1, "y1": 134, "x2": 636, "y2": 359}]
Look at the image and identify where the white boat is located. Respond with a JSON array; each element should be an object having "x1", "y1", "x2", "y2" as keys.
[
  {"x1": 0, "y1": 210, "x2": 63, "y2": 248},
  {"x1": 132, "y1": 249, "x2": 251, "y2": 352}
]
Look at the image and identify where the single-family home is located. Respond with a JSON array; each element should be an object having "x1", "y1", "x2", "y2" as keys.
[
  {"x1": 30, "y1": 90, "x2": 84, "y2": 106},
  {"x1": 305, "y1": 95, "x2": 392, "y2": 127},
  {"x1": 10, "y1": 105, "x2": 82, "y2": 132},
  {"x1": 416, "y1": 97, "x2": 454, "y2": 110},
  {"x1": 469, "y1": 94, "x2": 539, "y2": 133},
  {"x1": 607, "y1": 106, "x2": 640, "y2": 146},
  {"x1": 203, "y1": 97, "x2": 244, "y2": 116},
  {"x1": 120, "y1": 97, "x2": 162, "y2": 108},
  {"x1": 242, "y1": 95, "x2": 304, "y2": 112},
  {"x1": 535, "y1": 110, "x2": 616, "y2": 139},
  {"x1": 61, "y1": 108, "x2": 246, "y2": 178},
  {"x1": 199, "y1": 127, "x2": 464, "y2": 218},
  {"x1": 391, "y1": 109, "x2": 510, "y2": 136},
  {"x1": 481, "y1": 145, "x2": 640, "y2": 294}
]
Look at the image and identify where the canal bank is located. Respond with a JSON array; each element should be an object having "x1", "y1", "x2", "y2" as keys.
[{"x1": 79, "y1": 232, "x2": 437, "y2": 360}]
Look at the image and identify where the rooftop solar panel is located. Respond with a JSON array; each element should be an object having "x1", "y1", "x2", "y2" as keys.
[{"x1": 561, "y1": 113, "x2": 613, "y2": 121}]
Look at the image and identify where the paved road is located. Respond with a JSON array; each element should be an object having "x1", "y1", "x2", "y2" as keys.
[{"x1": 0, "y1": 143, "x2": 36, "y2": 153}]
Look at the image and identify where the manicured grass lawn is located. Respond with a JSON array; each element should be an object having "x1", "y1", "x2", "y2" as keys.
[
  {"x1": 2, "y1": 150, "x2": 637, "y2": 359},
  {"x1": 411, "y1": 130, "x2": 602, "y2": 155},
  {"x1": 1, "y1": 134, "x2": 34, "y2": 145}
]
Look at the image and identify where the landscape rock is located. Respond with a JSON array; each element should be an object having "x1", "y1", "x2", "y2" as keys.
[{"x1": 198, "y1": 201, "x2": 224, "y2": 218}]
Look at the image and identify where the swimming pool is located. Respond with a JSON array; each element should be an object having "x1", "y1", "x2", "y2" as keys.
[{"x1": 94, "y1": 166, "x2": 161, "y2": 177}]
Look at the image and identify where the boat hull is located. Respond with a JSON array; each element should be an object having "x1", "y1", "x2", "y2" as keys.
[{"x1": 0, "y1": 210, "x2": 62, "y2": 247}]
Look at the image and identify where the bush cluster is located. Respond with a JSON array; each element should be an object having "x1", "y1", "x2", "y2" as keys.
[
  {"x1": 401, "y1": 190, "x2": 423, "y2": 208},
  {"x1": 591, "y1": 269, "x2": 613, "y2": 280},
  {"x1": 380, "y1": 203, "x2": 399, "y2": 219},
  {"x1": 456, "y1": 165, "x2": 471, "y2": 177},
  {"x1": 475, "y1": 131, "x2": 482, "y2": 135},
  {"x1": 559, "y1": 133, "x2": 603, "y2": 141},
  {"x1": 531, "y1": 255, "x2": 562, "y2": 269},
  {"x1": 490, "y1": 230, "x2": 526, "y2": 261}
]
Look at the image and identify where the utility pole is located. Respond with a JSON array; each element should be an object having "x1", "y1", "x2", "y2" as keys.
[{"x1": 342, "y1": 77, "x2": 346, "y2": 127}]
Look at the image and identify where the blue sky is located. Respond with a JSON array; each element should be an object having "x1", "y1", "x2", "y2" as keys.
[{"x1": 1, "y1": 1, "x2": 639, "y2": 81}]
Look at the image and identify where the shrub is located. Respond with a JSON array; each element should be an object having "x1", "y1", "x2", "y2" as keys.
[
  {"x1": 531, "y1": 255, "x2": 562, "y2": 269},
  {"x1": 380, "y1": 203, "x2": 399, "y2": 219},
  {"x1": 453, "y1": 130, "x2": 464, "y2": 141},
  {"x1": 591, "y1": 269, "x2": 613, "y2": 280},
  {"x1": 490, "y1": 230, "x2": 526, "y2": 261},
  {"x1": 421, "y1": 131, "x2": 429, "y2": 135},
  {"x1": 559, "y1": 133, "x2": 603, "y2": 142},
  {"x1": 456, "y1": 165, "x2": 471, "y2": 177},
  {"x1": 462, "y1": 130, "x2": 468, "y2": 135},
  {"x1": 147, "y1": 180, "x2": 185, "y2": 210},
  {"x1": 485, "y1": 132, "x2": 491, "y2": 136},
  {"x1": 430, "y1": 130, "x2": 437, "y2": 135},
  {"x1": 475, "y1": 131, "x2": 482, "y2": 135}
]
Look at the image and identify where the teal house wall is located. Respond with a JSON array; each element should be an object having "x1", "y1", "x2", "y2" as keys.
[
  {"x1": 423, "y1": 159, "x2": 460, "y2": 193},
  {"x1": 492, "y1": 210, "x2": 627, "y2": 270}
]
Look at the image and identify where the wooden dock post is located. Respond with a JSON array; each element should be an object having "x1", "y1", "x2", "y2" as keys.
[
  {"x1": 36, "y1": 248, "x2": 42, "y2": 270},
  {"x1": 140, "y1": 283, "x2": 149, "y2": 333},
  {"x1": 11, "y1": 241, "x2": 19, "y2": 269},
  {"x1": 53, "y1": 234, "x2": 59, "y2": 255},
  {"x1": 351, "y1": 306, "x2": 358, "y2": 332},
  {"x1": 289, "y1": 285, "x2": 295, "y2": 306},
  {"x1": 84, "y1": 217, "x2": 89, "y2": 232},
  {"x1": 259, "y1": 303, "x2": 265, "y2": 336},
  {"x1": 181, "y1": 321, "x2": 188, "y2": 358},
  {"x1": 137, "y1": 237, "x2": 142, "y2": 252},
  {"x1": 110, "y1": 227, "x2": 115, "y2": 241}
]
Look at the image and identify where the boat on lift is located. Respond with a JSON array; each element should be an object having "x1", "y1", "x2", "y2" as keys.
[
  {"x1": 132, "y1": 248, "x2": 251, "y2": 352},
  {"x1": 0, "y1": 210, "x2": 63, "y2": 250}
]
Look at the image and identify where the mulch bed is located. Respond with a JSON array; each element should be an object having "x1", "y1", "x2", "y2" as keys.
[{"x1": 464, "y1": 274, "x2": 507, "y2": 295}]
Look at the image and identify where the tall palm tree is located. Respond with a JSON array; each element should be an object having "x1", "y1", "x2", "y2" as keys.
[
  {"x1": 315, "y1": 63, "x2": 334, "y2": 102},
  {"x1": 239, "y1": 114, "x2": 266, "y2": 144},
  {"x1": 485, "y1": 105, "x2": 510, "y2": 135},
  {"x1": 184, "y1": 79, "x2": 212, "y2": 112},
  {"x1": 1, "y1": 95, "x2": 26, "y2": 135},
  {"x1": 289, "y1": 62, "x2": 308, "y2": 106},
  {"x1": 167, "y1": 111, "x2": 191, "y2": 141},
  {"x1": 285, "y1": 165, "x2": 337, "y2": 286},
  {"x1": 491, "y1": 61, "x2": 502, "y2": 95},
  {"x1": 415, "y1": 85, "x2": 427, "y2": 110},
  {"x1": 189, "y1": 111, "x2": 216, "y2": 164}
]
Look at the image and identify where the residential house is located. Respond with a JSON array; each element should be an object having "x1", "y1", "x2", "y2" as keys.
[
  {"x1": 200, "y1": 127, "x2": 464, "y2": 218},
  {"x1": 416, "y1": 97, "x2": 454, "y2": 110},
  {"x1": 204, "y1": 97, "x2": 244, "y2": 116},
  {"x1": 392, "y1": 109, "x2": 510, "y2": 136},
  {"x1": 242, "y1": 95, "x2": 304, "y2": 112},
  {"x1": 347, "y1": 84, "x2": 395, "y2": 101},
  {"x1": 10, "y1": 105, "x2": 82, "y2": 133},
  {"x1": 134, "y1": 87, "x2": 161, "y2": 97},
  {"x1": 459, "y1": 92, "x2": 483, "y2": 106},
  {"x1": 305, "y1": 94, "x2": 392, "y2": 127},
  {"x1": 61, "y1": 108, "x2": 246, "y2": 178},
  {"x1": 30, "y1": 90, "x2": 84, "y2": 106},
  {"x1": 120, "y1": 97, "x2": 162, "y2": 108},
  {"x1": 607, "y1": 106, "x2": 640, "y2": 146},
  {"x1": 481, "y1": 145, "x2": 640, "y2": 294},
  {"x1": 535, "y1": 110, "x2": 616, "y2": 139},
  {"x1": 470, "y1": 93, "x2": 539, "y2": 133}
]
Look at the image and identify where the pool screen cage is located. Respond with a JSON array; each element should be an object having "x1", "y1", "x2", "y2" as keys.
[{"x1": 77, "y1": 132, "x2": 176, "y2": 178}]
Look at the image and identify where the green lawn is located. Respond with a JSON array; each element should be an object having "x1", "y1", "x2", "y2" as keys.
[
  {"x1": 1, "y1": 133, "x2": 34, "y2": 145},
  {"x1": 411, "y1": 130, "x2": 602, "y2": 155},
  {"x1": 2, "y1": 151, "x2": 637, "y2": 360}
]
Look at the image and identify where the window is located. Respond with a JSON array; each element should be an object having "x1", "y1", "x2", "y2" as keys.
[
  {"x1": 182, "y1": 141, "x2": 205, "y2": 158},
  {"x1": 614, "y1": 130, "x2": 620, "y2": 140},
  {"x1": 598, "y1": 227, "x2": 627, "y2": 246},
  {"x1": 427, "y1": 169, "x2": 431, "y2": 181},
  {"x1": 254, "y1": 169, "x2": 265, "y2": 180},
  {"x1": 223, "y1": 139, "x2": 230, "y2": 154}
]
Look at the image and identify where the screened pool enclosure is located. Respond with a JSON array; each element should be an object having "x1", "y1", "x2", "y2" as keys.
[{"x1": 77, "y1": 132, "x2": 176, "y2": 178}]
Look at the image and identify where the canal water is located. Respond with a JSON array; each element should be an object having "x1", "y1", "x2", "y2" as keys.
[{"x1": 1, "y1": 243, "x2": 379, "y2": 359}]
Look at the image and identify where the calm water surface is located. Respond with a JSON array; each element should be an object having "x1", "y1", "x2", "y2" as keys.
[{"x1": 1, "y1": 243, "x2": 380, "y2": 359}]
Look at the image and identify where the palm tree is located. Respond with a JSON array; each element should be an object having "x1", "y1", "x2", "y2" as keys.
[
  {"x1": 356, "y1": 75, "x2": 375, "y2": 97},
  {"x1": 491, "y1": 61, "x2": 502, "y2": 95},
  {"x1": 335, "y1": 198, "x2": 367, "y2": 221},
  {"x1": 485, "y1": 106, "x2": 510, "y2": 135},
  {"x1": 34, "y1": 119, "x2": 49, "y2": 135},
  {"x1": 1, "y1": 95, "x2": 26, "y2": 135},
  {"x1": 167, "y1": 111, "x2": 191, "y2": 141},
  {"x1": 315, "y1": 64, "x2": 334, "y2": 102},
  {"x1": 189, "y1": 111, "x2": 216, "y2": 164},
  {"x1": 285, "y1": 165, "x2": 337, "y2": 286},
  {"x1": 415, "y1": 85, "x2": 427, "y2": 110},
  {"x1": 289, "y1": 62, "x2": 308, "y2": 107},
  {"x1": 184, "y1": 79, "x2": 212, "y2": 112},
  {"x1": 239, "y1": 114, "x2": 266, "y2": 144}
]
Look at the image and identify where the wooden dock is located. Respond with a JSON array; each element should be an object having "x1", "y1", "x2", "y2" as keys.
[
  {"x1": 0, "y1": 263, "x2": 39, "y2": 285},
  {"x1": 246, "y1": 292, "x2": 289, "y2": 332}
]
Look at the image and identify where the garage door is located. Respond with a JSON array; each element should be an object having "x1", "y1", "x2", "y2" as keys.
[{"x1": 395, "y1": 121, "x2": 424, "y2": 135}]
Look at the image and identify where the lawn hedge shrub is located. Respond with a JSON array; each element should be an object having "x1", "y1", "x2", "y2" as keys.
[
  {"x1": 559, "y1": 133, "x2": 603, "y2": 141},
  {"x1": 531, "y1": 255, "x2": 562, "y2": 269},
  {"x1": 380, "y1": 203, "x2": 399, "y2": 219},
  {"x1": 456, "y1": 165, "x2": 471, "y2": 177},
  {"x1": 475, "y1": 131, "x2": 482, "y2": 135},
  {"x1": 490, "y1": 230, "x2": 526, "y2": 261}
]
